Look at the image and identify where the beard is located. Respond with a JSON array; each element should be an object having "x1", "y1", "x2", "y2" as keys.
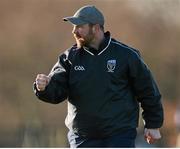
[{"x1": 74, "y1": 28, "x2": 95, "y2": 48}]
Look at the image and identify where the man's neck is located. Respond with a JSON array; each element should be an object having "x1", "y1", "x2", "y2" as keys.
[{"x1": 89, "y1": 31, "x2": 104, "y2": 50}]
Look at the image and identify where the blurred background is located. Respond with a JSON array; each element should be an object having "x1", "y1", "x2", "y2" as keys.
[{"x1": 0, "y1": 0, "x2": 180, "y2": 147}]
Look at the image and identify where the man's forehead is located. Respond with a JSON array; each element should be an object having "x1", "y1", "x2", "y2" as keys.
[{"x1": 73, "y1": 24, "x2": 89, "y2": 28}]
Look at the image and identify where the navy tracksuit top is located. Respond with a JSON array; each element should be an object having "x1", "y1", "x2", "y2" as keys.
[{"x1": 34, "y1": 31, "x2": 164, "y2": 138}]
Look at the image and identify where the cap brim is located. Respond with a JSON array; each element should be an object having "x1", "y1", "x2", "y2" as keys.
[{"x1": 63, "y1": 17, "x2": 87, "y2": 25}]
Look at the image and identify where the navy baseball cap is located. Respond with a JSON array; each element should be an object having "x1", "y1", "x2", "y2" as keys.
[{"x1": 63, "y1": 5, "x2": 104, "y2": 26}]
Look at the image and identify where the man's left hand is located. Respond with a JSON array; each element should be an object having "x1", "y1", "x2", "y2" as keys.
[{"x1": 144, "y1": 128, "x2": 161, "y2": 144}]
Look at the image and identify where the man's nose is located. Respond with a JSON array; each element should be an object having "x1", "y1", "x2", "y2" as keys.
[{"x1": 72, "y1": 26, "x2": 77, "y2": 34}]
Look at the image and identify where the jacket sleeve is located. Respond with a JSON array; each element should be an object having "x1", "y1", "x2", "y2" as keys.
[
  {"x1": 33, "y1": 52, "x2": 71, "y2": 104},
  {"x1": 128, "y1": 51, "x2": 164, "y2": 128}
]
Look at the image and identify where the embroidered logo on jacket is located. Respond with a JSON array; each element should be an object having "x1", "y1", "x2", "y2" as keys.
[
  {"x1": 107, "y1": 60, "x2": 116, "y2": 72},
  {"x1": 74, "y1": 66, "x2": 85, "y2": 71}
]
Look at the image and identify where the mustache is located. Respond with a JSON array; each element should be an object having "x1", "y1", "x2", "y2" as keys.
[{"x1": 74, "y1": 33, "x2": 81, "y2": 39}]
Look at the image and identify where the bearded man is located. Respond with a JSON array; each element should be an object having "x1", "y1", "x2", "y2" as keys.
[{"x1": 33, "y1": 5, "x2": 164, "y2": 148}]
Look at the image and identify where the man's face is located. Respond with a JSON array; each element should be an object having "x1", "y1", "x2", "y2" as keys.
[{"x1": 72, "y1": 24, "x2": 95, "y2": 48}]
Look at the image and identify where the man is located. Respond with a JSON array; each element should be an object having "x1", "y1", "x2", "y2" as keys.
[{"x1": 33, "y1": 5, "x2": 164, "y2": 147}]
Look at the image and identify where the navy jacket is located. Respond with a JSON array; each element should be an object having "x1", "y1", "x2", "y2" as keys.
[{"x1": 34, "y1": 32, "x2": 164, "y2": 138}]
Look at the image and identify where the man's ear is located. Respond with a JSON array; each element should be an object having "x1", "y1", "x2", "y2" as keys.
[
  {"x1": 93, "y1": 24, "x2": 100, "y2": 32},
  {"x1": 92, "y1": 25, "x2": 96, "y2": 33}
]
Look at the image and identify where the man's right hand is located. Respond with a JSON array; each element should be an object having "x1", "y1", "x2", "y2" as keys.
[{"x1": 35, "y1": 74, "x2": 51, "y2": 91}]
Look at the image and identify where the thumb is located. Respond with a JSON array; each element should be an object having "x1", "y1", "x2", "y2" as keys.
[
  {"x1": 144, "y1": 128, "x2": 152, "y2": 144},
  {"x1": 144, "y1": 128, "x2": 149, "y2": 138},
  {"x1": 46, "y1": 76, "x2": 51, "y2": 84}
]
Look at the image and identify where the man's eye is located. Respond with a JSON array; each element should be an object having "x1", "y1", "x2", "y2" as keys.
[{"x1": 77, "y1": 24, "x2": 84, "y2": 28}]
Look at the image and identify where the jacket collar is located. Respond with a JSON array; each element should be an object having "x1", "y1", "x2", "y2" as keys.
[{"x1": 83, "y1": 31, "x2": 111, "y2": 56}]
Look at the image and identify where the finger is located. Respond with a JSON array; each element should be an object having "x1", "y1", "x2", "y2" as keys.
[
  {"x1": 146, "y1": 138, "x2": 150, "y2": 144},
  {"x1": 36, "y1": 77, "x2": 47, "y2": 83},
  {"x1": 36, "y1": 83, "x2": 46, "y2": 91},
  {"x1": 36, "y1": 74, "x2": 48, "y2": 81},
  {"x1": 147, "y1": 137, "x2": 155, "y2": 144},
  {"x1": 37, "y1": 74, "x2": 46, "y2": 77},
  {"x1": 36, "y1": 79, "x2": 46, "y2": 86},
  {"x1": 37, "y1": 74, "x2": 48, "y2": 80},
  {"x1": 145, "y1": 134, "x2": 150, "y2": 144},
  {"x1": 146, "y1": 134, "x2": 159, "y2": 144},
  {"x1": 144, "y1": 131, "x2": 152, "y2": 144},
  {"x1": 37, "y1": 86, "x2": 45, "y2": 91},
  {"x1": 144, "y1": 129, "x2": 150, "y2": 138},
  {"x1": 38, "y1": 75, "x2": 50, "y2": 83},
  {"x1": 37, "y1": 84, "x2": 45, "y2": 89}
]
